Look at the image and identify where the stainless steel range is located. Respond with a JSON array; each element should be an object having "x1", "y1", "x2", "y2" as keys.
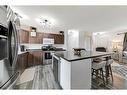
[{"x1": 42, "y1": 45, "x2": 56, "y2": 65}]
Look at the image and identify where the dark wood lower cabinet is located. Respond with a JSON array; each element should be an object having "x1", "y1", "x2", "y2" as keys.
[
  {"x1": 16, "y1": 51, "x2": 43, "y2": 72},
  {"x1": 16, "y1": 52, "x2": 28, "y2": 74},
  {"x1": 28, "y1": 51, "x2": 43, "y2": 67}
]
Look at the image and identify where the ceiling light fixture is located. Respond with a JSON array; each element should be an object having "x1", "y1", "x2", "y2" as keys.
[{"x1": 36, "y1": 17, "x2": 55, "y2": 29}]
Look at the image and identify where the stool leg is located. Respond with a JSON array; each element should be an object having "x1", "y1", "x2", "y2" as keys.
[
  {"x1": 105, "y1": 66, "x2": 109, "y2": 83},
  {"x1": 92, "y1": 69, "x2": 94, "y2": 79},
  {"x1": 101, "y1": 68, "x2": 105, "y2": 86},
  {"x1": 95, "y1": 70, "x2": 99, "y2": 87},
  {"x1": 109, "y1": 64, "x2": 113, "y2": 81}
]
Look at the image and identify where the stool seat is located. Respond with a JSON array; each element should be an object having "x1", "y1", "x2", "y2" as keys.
[
  {"x1": 106, "y1": 59, "x2": 113, "y2": 65},
  {"x1": 92, "y1": 60, "x2": 106, "y2": 87},
  {"x1": 92, "y1": 61, "x2": 106, "y2": 70}
]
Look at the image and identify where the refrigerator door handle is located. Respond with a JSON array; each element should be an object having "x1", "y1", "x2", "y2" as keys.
[
  {"x1": 11, "y1": 22, "x2": 18, "y2": 68},
  {"x1": 8, "y1": 21, "x2": 18, "y2": 67}
]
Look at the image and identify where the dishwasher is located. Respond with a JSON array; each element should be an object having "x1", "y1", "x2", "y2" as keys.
[{"x1": 52, "y1": 55, "x2": 60, "y2": 84}]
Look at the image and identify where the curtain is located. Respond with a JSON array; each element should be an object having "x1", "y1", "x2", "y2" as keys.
[{"x1": 123, "y1": 33, "x2": 127, "y2": 51}]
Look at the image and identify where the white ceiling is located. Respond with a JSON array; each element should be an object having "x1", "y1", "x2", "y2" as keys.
[{"x1": 12, "y1": 6, "x2": 127, "y2": 33}]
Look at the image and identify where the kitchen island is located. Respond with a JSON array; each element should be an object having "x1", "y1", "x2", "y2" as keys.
[{"x1": 52, "y1": 51, "x2": 113, "y2": 89}]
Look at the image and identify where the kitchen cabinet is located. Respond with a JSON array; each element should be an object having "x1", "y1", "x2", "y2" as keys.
[
  {"x1": 54, "y1": 34, "x2": 64, "y2": 44},
  {"x1": 19, "y1": 28, "x2": 64, "y2": 44},
  {"x1": 43, "y1": 33, "x2": 64, "y2": 44},
  {"x1": 29, "y1": 32, "x2": 43, "y2": 44},
  {"x1": 19, "y1": 29, "x2": 29, "y2": 43},
  {"x1": 36, "y1": 32, "x2": 43, "y2": 44},
  {"x1": 43, "y1": 33, "x2": 54, "y2": 38},
  {"x1": 16, "y1": 52, "x2": 28, "y2": 74},
  {"x1": 28, "y1": 51, "x2": 43, "y2": 67},
  {"x1": 59, "y1": 57, "x2": 91, "y2": 89},
  {"x1": 29, "y1": 35, "x2": 37, "y2": 44}
]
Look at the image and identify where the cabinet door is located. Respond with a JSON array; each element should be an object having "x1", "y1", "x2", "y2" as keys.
[
  {"x1": 28, "y1": 52, "x2": 34, "y2": 67},
  {"x1": 16, "y1": 53, "x2": 28, "y2": 74},
  {"x1": 22, "y1": 53, "x2": 28, "y2": 68},
  {"x1": 33, "y1": 51, "x2": 43, "y2": 65},
  {"x1": 36, "y1": 33, "x2": 43, "y2": 44},
  {"x1": 19, "y1": 30, "x2": 29, "y2": 43},
  {"x1": 28, "y1": 51, "x2": 43, "y2": 67},
  {"x1": 54, "y1": 34, "x2": 64, "y2": 44},
  {"x1": 43, "y1": 33, "x2": 54, "y2": 38},
  {"x1": 29, "y1": 36, "x2": 37, "y2": 44},
  {"x1": 29, "y1": 32, "x2": 43, "y2": 44},
  {"x1": 16, "y1": 55, "x2": 22, "y2": 73}
]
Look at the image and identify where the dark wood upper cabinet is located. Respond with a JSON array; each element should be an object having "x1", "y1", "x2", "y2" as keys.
[
  {"x1": 36, "y1": 32, "x2": 43, "y2": 44},
  {"x1": 43, "y1": 33, "x2": 54, "y2": 39},
  {"x1": 43, "y1": 33, "x2": 64, "y2": 44},
  {"x1": 19, "y1": 29, "x2": 29, "y2": 43},
  {"x1": 19, "y1": 29, "x2": 64, "y2": 44},
  {"x1": 29, "y1": 32, "x2": 43, "y2": 44},
  {"x1": 54, "y1": 34, "x2": 64, "y2": 44},
  {"x1": 29, "y1": 36, "x2": 37, "y2": 44}
]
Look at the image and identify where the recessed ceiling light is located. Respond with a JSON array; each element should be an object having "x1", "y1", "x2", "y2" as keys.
[{"x1": 93, "y1": 32, "x2": 105, "y2": 35}]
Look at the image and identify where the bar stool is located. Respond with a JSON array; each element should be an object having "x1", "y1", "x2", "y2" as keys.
[
  {"x1": 92, "y1": 59, "x2": 106, "y2": 86},
  {"x1": 105, "y1": 58, "x2": 113, "y2": 83}
]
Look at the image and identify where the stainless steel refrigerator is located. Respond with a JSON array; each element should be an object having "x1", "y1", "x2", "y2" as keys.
[{"x1": 0, "y1": 6, "x2": 20, "y2": 89}]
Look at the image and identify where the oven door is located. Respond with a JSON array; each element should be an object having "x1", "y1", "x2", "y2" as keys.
[{"x1": 43, "y1": 52, "x2": 52, "y2": 65}]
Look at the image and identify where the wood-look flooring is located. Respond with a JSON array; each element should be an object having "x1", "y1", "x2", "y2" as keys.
[
  {"x1": 14, "y1": 64, "x2": 127, "y2": 89},
  {"x1": 14, "y1": 65, "x2": 61, "y2": 89}
]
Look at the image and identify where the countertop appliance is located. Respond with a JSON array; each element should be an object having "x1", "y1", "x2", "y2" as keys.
[
  {"x1": 0, "y1": 6, "x2": 20, "y2": 89},
  {"x1": 41, "y1": 45, "x2": 56, "y2": 51}
]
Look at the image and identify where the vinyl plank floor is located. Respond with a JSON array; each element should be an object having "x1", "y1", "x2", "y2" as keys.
[
  {"x1": 14, "y1": 65, "x2": 61, "y2": 90},
  {"x1": 14, "y1": 64, "x2": 127, "y2": 90}
]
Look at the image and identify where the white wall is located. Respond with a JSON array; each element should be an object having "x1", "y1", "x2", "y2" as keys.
[
  {"x1": 67, "y1": 30, "x2": 79, "y2": 51},
  {"x1": 79, "y1": 32, "x2": 92, "y2": 51},
  {"x1": 67, "y1": 30, "x2": 92, "y2": 51},
  {"x1": 92, "y1": 32, "x2": 124, "y2": 52}
]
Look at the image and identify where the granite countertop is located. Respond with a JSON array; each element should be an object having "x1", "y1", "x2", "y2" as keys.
[
  {"x1": 18, "y1": 51, "x2": 28, "y2": 55},
  {"x1": 54, "y1": 51, "x2": 113, "y2": 62},
  {"x1": 26, "y1": 49, "x2": 42, "y2": 51},
  {"x1": 18, "y1": 48, "x2": 66, "y2": 55},
  {"x1": 26, "y1": 48, "x2": 66, "y2": 52}
]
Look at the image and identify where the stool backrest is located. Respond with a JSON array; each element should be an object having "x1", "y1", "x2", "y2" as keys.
[{"x1": 96, "y1": 47, "x2": 106, "y2": 52}]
